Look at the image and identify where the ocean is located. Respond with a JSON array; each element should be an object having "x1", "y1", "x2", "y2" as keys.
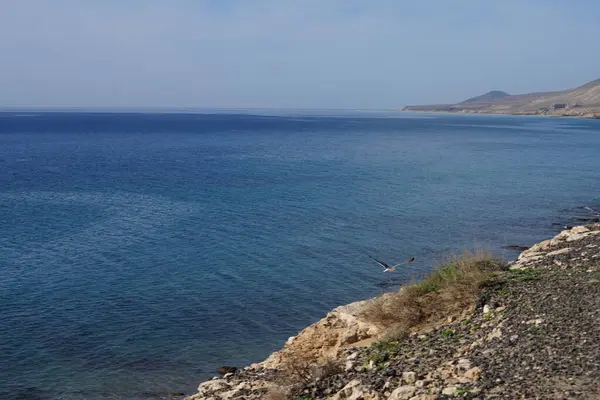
[{"x1": 1, "y1": 111, "x2": 599, "y2": 399}]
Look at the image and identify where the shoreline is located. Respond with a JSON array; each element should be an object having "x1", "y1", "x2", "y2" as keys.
[
  {"x1": 398, "y1": 109, "x2": 600, "y2": 120},
  {"x1": 187, "y1": 223, "x2": 600, "y2": 399}
]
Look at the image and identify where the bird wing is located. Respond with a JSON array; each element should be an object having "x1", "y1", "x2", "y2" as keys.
[
  {"x1": 367, "y1": 254, "x2": 390, "y2": 269},
  {"x1": 389, "y1": 257, "x2": 416, "y2": 269}
]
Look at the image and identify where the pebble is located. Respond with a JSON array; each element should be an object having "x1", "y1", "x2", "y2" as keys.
[
  {"x1": 464, "y1": 366, "x2": 482, "y2": 381},
  {"x1": 345, "y1": 360, "x2": 354, "y2": 371},
  {"x1": 525, "y1": 318, "x2": 544, "y2": 326},
  {"x1": 442, "y1": 386, "x2": 458, "y2": 395},
  {"x1": 457, "y1": 358, "x2": 472, "y2": 370},
  {"x1": 389, "y1": 385, "x2": 417, "y2": 400},
  {"x1": 402, "y1": 371, "x2": 416, "y2": 384}
]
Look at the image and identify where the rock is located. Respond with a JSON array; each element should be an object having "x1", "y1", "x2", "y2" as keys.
[
  {"x1": 495, "y1": 306, "x2": 506, "y2": 312},
  {"x1": 547, "y1": 247, "x2": 571, "y2": 256},
  {"x1": 464, "y1": 366, "x2": 482, "y2": 381},
  {"x1": 389, "y1": 385, "x2": 417, "y2": 400},
  {"x1": 571, "y1": 226, "x2": 590, "y2": 234},
  {"x1": 223, "y1": 373, "x2": 233, "y2": 379},
  {"x1": 345, "y1": 360, "x2": 354, "y2": 371},
  {"x1": 457, "y1": 358, "x2": 472, "y2": 371},
  {"x1": 483, "y1": 304, "x2": 491, "y2": 314},
  {"x1": 346, "y1": 352, "x2": 359, "y2": 360},
  {"x1": 286, "y1": 336, "x2": 296, "y2": 345},
  {"x1": 509, "y1": 334, "x2": 519, "y2": 342},
  {"x1": 487, "y1": 328, "x2": 502, "y2": 341},
  {"x1": 442, "y1": 386, "x2": 458, "y2": 396},
  {"x1": 196, "y1": 379, "x2": 229, "y2": 394},
  {"x1": 525, "y1": 318, "x2": 544, "y2": 326},
  {"x1": 503, "y1": 245, "x2": 529, "y2": 252},
  {"x1": 331, "y1": 380, "x2": 381, "y2": 400},
  {"x1": 402, "y1": 371, "x2": 417, "y2": 384},
  {"x1": 216, "y1": 366, "x2": 237, "y2": 375},
  {"x1": 414, "y1": 380, "x2": 426, "y2": 388},
  {"x1": 262, "y1": 298, "x2": 381, "y2": 369}
]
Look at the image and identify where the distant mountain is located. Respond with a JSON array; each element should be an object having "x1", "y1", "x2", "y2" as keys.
[
  {"x1": 402, "y1": 78, "x2": 600, "y2": 118},
  {"x1": 461, "y1": 90, "x2": 510, "y2": 104}
]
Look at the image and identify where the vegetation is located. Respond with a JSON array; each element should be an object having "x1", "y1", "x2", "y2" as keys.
[
  {"x1": 367, "y1": 340, "x2": 403, "y2": 366},
  {"x1": 278, "y1": 351, "x2": 342, "y2": 386},
  {"x1": 360, "y1": 250, "x2": 506, "y2": 331}
]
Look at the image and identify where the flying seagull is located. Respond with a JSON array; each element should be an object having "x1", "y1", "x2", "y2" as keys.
[{"x1": 368, "y1": 255, "x2": 416, "y2": 272}]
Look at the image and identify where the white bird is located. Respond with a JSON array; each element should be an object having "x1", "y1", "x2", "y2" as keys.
[{"x1": 368, "y1": 255, "x2": 416, "y2": 272}]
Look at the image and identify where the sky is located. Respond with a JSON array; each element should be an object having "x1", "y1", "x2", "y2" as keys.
[{"x1": 0, "y1": 0, "x2": 599, "y2": 109}]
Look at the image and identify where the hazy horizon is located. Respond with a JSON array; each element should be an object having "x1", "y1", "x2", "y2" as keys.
[{"x1": 1, "y1": 0, "x2": 599, "y2": 109}]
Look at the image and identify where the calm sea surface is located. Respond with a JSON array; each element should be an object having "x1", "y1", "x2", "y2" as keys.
[{"x1": 1, "y1": 111, "x2": 599, "y2": 399}]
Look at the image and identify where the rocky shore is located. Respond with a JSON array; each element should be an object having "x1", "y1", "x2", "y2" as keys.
[{"x1": 187, "y1": 224, "x2": 600, "y2": 399}]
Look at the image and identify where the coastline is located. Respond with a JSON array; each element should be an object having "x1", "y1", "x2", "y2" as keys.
[
  {"x1": 187, "y1": 224, "x2": 600, "y2": 399},
  {"x1": 398, "y1": 109, "x2": 600, "y2": 120}
]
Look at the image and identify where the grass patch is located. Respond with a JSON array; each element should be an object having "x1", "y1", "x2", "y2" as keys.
[
  {"x1": 441, "y1": 329, "x2": 455, "y2": 338},
  {"x1": 508, "y1": 268, "x2": 540, "y2": 282},
  {"x1": 368, "y1": 340, "x2": 403, "y2": 365},
  {"x1": 360, "y1": 250, "x2": 506, "y2": 331}
]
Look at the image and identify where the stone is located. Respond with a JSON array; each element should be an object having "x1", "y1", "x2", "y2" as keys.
[
  {"x1": 442, "y1": 386, "x2": 458, "y2": 396},
  {"x1": 331, "y1": 380, "x2": 381, "y2": 400},
  {"x1": 286, "y1": 336, "x2": 296, "y2": 345},
  {"x1": 487, "y1": 328, "x2": 502, "y2": 341},
  {"x1": 571, "y1": 226, "x2": 590, "y2": 234},
  {"x1": 234, "y1": 382, "x2": 251, "y2": 391},
  {"x1": 457, "y1": 358, "x2": 472, "y2": 370},
  {"x1": 347, "y1": 351, "x2": 359, "y2": 360},
  {"x1": 197, "y1": 379, "x2": 229, "y2": 394},
  {"x1": 389, "y1": 385, "x2": 417, "y2": 400},
  {"x1": 464, "y1": 366, "x2": 482, "y2": 381},
  {"x1": 402, "y1": 371, "x2": 417, "y2": 384},
  {"x1": 526, "y1": 318, "x2": 544, "y2": 326},
  {"x1": 345, "y1": 360, "x2": 355, "y2": 371},
  {"x1": 495, "y1": 306, "x2": 507, "y2": 312},
  {"x1": 414, "y1": 380, "x2": 426, "y2": 388},
  {"x1": 216, "y1": 366, "x2": 237, "y2": 375},
  {"x1": 547, "y1": 247, "x2": 571, "y2": 256},
  {"x1": 509, "y1": 334, "x2": 519, "y2": 342},
  {"x1": 483, "y1": 304, "x2": 491, "y2": 314}
]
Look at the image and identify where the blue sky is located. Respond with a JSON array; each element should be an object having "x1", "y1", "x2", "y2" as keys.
[{"x1": 0, "y1": 0, "x2": 599, "y2": 109}]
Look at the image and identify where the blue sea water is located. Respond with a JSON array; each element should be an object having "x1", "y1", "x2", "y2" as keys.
[{"x1": 1, "y1": 111, "x2": 599, "y2": 399}]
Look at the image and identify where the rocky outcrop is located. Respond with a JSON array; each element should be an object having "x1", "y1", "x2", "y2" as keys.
[
  {"x1": 187, "y1": 298, "x2": 383, "y2": 400},
  {"x1": 262, "y1": 299, "x2": 383, "y2": 369},
  {"x1": 511, "y1": 224, "x2": 600, "y2": 270},
  {"x1": 186, "y1": 224, "x2": 600, "y2": 399}
]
